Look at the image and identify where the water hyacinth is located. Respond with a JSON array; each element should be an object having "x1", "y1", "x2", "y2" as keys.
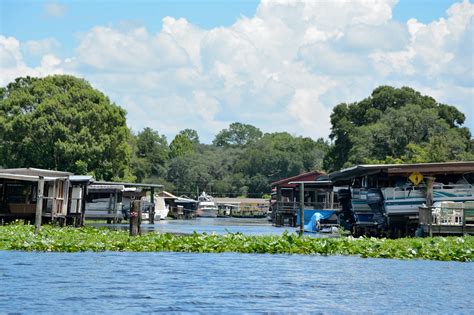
[{"x1": 0, "y1": 224, "x2": 472, "y2": 262}]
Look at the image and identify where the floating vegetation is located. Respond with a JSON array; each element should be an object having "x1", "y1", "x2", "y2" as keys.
[{"x1": 0, "y1": 224, "x2": 472, "y2": 262}]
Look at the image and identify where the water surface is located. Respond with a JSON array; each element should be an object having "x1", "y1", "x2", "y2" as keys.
[{"x1": 1, "y1": 251, "x2": 472, "y2": 313}]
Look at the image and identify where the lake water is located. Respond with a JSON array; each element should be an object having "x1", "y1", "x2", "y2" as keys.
[
  {"x1": 1, "y1": 218, "x2": 473, "y2": 313},
  {"x1": 1, "y1": 251, "x2": 473, "y2": 314},
  {"x1": 90, "y1": 217, "x2": 330, "y2": 237}
]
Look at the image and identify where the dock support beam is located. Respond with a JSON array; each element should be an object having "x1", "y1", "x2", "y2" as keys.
[
  {"x1": 34, "y1": 177, "x2": 44, "y2": 234},
  {"x1": 129, "y1": 200, "x2": 142, "y2": 236},
  {"x1": 299, "y1": 183, "x2": 304, "y2": 236},
  {"x1": 149, "y1": 188, "x2": 155, "y2": 224}
]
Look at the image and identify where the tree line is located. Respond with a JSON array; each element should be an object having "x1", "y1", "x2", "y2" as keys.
[{"x1": 1, "y1": 75, "x2": 472, "y2": 198}]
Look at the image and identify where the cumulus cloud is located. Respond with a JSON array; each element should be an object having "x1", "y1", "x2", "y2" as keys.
[
  {"x1": 0, "y1": 36, "x2": 63, "y2": 86},
  {"x1": 1, "y1": 0, "x2": 473, "y2": 142},
  {"x1": 24, "y1": 38, "x2": 60, "y2": 56}
]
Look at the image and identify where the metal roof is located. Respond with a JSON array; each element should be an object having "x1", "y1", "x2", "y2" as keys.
[
  {"x1": 88, "y1": 184, "x2": 125, "y2": 191},
  {"x1": 271, "y1": 170, "x2": 326, "y2": 187},
  {"x1": 69, "y1": 175, "x2": 93, "y2": 183},
  {"x1": 0, "y1": 168, "x2": 72, "y2": 177},
  {"x1": 92, "y1": 181, "x2": 163, "y2": 188},
  {"x1": 329, "y1": 161, "x2": 474, "y2": 182},
  {"x1": 0, "y1": 173, "x2": 68, "y2": 182}
]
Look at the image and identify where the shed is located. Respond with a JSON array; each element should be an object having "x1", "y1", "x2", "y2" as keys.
[{"x1": 0, "y1": 168, "x2": 72, "y2": 223}]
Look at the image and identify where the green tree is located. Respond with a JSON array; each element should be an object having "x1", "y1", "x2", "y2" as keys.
[
  {"x1": 323, "y1": 86, "x2": 473, "y2": 170},
  {"x1": 131, "y1": 127, "x2": 169, "y2": 182},
  {"x1": 213, "y1": 122, "x2": 263, "y2": 147},
  {"x1": 169, "y1": 134, "x2": 194, "y2": 159},
  {"x1": 178, "y1": 129, "x2": 200, "y2": 145},
  {"x1": 0, "y1": 75, "x2": 133, "y2": 180}
]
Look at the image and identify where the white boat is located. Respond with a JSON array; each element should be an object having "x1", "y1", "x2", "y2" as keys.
[
  {"x1": 196, "y1": 192, "x2": 218, "y2": 218},
  {"x1": 141, "y1": 195, "x2": 170, "y2": 221}
]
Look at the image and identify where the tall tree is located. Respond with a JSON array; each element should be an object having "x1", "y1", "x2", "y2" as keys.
[
  {"x1": 323, "y1": 86, "x2": 472, "y2": 171},
  {"x1": 213, "y1": 122, "x2": 263, "y2": 147},
  {"x1": 169, "y1": 134, "x2": 194, "y2": 159},
  {"x1": 178, "y1": 129, "x2": 200, "y2": 145},
  {"x1": 132, "y1": 127, "x2": 169, "y2": 182},
  {"x1": 0, "y1": 75, "x2": 133, "y2": 180}
]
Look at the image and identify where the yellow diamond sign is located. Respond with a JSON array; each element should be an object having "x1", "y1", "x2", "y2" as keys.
[{"x1": 409, "y1": 172, "x2": 424, "y2": 186}]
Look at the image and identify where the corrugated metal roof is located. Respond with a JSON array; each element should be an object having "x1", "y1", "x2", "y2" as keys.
[
  {"x1": 0, "y1": 168, "x2": 72, "y2": 177},
  {"x1": 271, "y1": 170, "x2": 326, "y2": 187},
  {"x1": 93, "y1": 181, "x2": 163, "y2": 188},
  {"x1": 329, "y1": 161, "x2": 474, "y2": 182},
  {"x1": 0, "y1": 173, "x2": 68, "y2": 182}
]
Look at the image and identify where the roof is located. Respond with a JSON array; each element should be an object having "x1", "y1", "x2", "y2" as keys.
[
  {"x1": 0, "y1": 168, "x2": 72, "y2": 177},
  {"x1": 158, "y1": 191, "x2": 178, "y2": 199},
  {"x1": 92, "y1": 181, "x2": 163, "y2": 188},
  {"x1": 214, "y1": 197, "x2": 269, "y2": 204},
  {"x1": 0, "y1": 173, "x2": 68, "y2": 182},
  {"x1": 329, "y1": 161, "x2": 474, "y2": 182},
  {"x1": 271, "y1": 170, "x2": 326, "y2": 187},
  {"x1": 69, "y1": 175, "x2": 93, "y2": 183},
  {"x1": 88, "y1": 184, "x2": 125, "y2": 191}
]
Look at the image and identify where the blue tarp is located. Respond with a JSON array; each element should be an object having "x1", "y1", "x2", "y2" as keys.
[{"x1": 297, "y1": 209, "x2": 337, "y2": 225}]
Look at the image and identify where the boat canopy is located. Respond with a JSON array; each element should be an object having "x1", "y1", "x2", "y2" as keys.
[{"x1": 329, "y1": 162, "x2": 474, "y2": 183}]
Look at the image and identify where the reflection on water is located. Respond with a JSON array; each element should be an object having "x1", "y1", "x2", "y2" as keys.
[
  {"x1": 90, "y1": 217, "x2": 304, "y2": 236},
  {"x1": 1, "y1": 251, "x2": 473, "y2": 313}
]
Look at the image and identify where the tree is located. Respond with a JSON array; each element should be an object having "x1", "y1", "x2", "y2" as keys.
[
  {"x1": 131, "y1": 127, "x2": 169, "y2": 182},
  {"x1": 0, "y1": 75, "x2": 133, "y2": 180},
  {"x1": 169, "y1": 134, "x2": 194, "y2": 159},
  {"x1": 178, "y1": 129, "x2": 200, "y2": 145},
  {"x1": 323, "y1": 86, "x2": 473, "y2": 170},
  {"x1": 213, "y1": 122, "x2": 263, "y2": 147}
]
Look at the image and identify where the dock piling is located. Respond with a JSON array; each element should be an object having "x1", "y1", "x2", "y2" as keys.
[
  {"x1": 34, "y1": 177, "x2": 44, "y2": 234},
  {"x1": 129, "y1": 200, "x2": 142, "y2": 236}
]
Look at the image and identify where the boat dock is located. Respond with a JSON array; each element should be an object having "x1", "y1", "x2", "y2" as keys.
[{"x1": 419, "y1": 204, "x2": 474, "y2": 236}]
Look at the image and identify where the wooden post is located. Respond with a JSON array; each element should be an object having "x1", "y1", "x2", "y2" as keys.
[
  {"x1": 34, "y1": 177, "x2": 44, "y2": 234},
  {"x1": 149, "y1": 188, "x2": 155, "y2": 224},
  {"x1": 425, "y1": 176, "x2": 435, "y2": 208},
  {"x1": 129, "y1": 200, "x2": 141, "y2": 236},
  {"x1": 299, "y1": 183, "x2": 304, "y2": 236},
  {"x1": 462, "y1": 207, "x2": 466, "y2": 236},
  {"x1": 425, "y1": 176, "x2": 435, "y2": 237}
]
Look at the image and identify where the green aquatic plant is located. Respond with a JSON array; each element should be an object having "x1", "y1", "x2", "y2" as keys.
[{"x1": 0, "y1": 224, "x2": 472, "y2": 261}]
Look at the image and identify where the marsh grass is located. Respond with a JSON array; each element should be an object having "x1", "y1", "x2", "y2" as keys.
[{"x1": 0, "y1": 223, "x2": 472, "y2": 261}]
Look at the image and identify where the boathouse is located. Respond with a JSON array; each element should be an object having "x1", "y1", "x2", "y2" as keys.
[
  {"x1": 270, "y1": 171, "x2": 338, "y2": 226},
  {"x1": 0, "y1": 168, "x2": 74, "y2": 224},
  {"x1": 86, "y1": 181, "x2": 163, "y2": 223},
  {"x1": 213, "y1": 197, "x2": 268, "y2": 217},
  {"x1": 328, "y1": 161, "x2": 474, "y2": 237}
]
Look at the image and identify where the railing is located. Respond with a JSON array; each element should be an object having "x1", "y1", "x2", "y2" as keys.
[
  {"x1": 274, "y1": 201, "x2": 339, "y2": 213},
  {"x1": 419, "y1": 205, "x2": 474, "y2": 236}
]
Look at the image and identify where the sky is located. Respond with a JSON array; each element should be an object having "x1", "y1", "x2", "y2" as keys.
[{"x1": 1, "y1": 0, "x2": 473, "y2": 143}]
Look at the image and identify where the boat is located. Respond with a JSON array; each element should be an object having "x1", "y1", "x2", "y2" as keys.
[
  {"x1": 330, "y1": 162, "x2": 474, "y2": 236},
  {"x1": 196, "y1": 192, "x2": 218, "y2": 218},
  {"x1": 141, "y1": 195, "x2": 170, "y2": 221}
]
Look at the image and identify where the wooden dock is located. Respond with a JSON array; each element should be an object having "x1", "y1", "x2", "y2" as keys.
[{"x1": 419, "y1": 206, "x2": 474, "y2": 236}]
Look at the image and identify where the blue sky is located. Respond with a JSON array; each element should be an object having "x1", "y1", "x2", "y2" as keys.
[{"x1": 1, "y1": 0, "x2": 473, "y2": 142}]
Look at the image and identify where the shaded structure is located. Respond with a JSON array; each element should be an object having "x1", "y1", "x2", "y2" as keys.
[
  {"x1": 0, "y1": 168, "x2": 73, "y2": 225},
  {"x1": 270, "y1": 171, "x2": 337, "y2": 227},
  {"x1": 329, "y1": 162, "x2": 474, "y2": 237},
  {"x1": 213, "y1": 197, "x2": 268, "y2": 217}
]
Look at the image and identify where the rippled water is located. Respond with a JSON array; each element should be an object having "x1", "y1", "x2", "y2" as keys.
[
  {"x1": 91, "y1": 217, "x2": 303, "y2": 236},
  {"x1": 1, "y1": 251, "x2": 473, "y2": 313}
]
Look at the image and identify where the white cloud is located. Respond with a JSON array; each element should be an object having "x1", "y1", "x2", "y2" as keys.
[
  {"x1": 24, "y1": 38, "x2": 60, "y2": 56},
  {"x1": 1, "y1": 0, "x2": 473, "y2": 142},
  {"x1": 0, "y1": 36, "x2": 63, "y2": 86}
]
